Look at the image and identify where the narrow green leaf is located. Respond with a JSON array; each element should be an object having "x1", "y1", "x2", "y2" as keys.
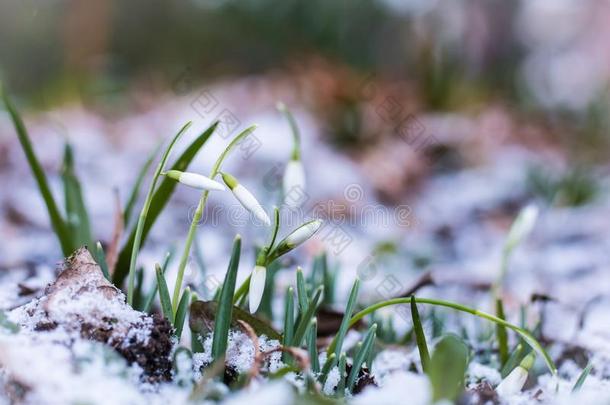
[
  {"x1": 283, "y1": 287, "x2": 295, "y2": 347},
  {"x1": 327, "y1": 278, "x2": 360, "y2": 356},
  {"x1": 501, "y1": 343, "x2": 527, "y2": 378},
  {"x1": 411, "y1": 296, "x2": 431, "y2": 374},
  {"x1": 123, "y1": 142, "x2": 162, "y2": 227},
  {"x1": 156, "y1": 263, "x2": 173, "y2": 321},
  {"x1": 95, "y1": 242, "x2": 110, "y2": 280},
  {"x1": 496, "y1": 297, "x2": 509, "y2": 366},
  {"x1": 335, "y1": 352, "x2": 347, "y2": 398},
  {"x1": 212, "y1": 235, "x2": 242, "y2": 360},
  {"x1": 429, "y1": 334, "x2": 469, "y2": 402},
  {"x1": 113, "y1": 121, "x2": 218, "y2": 286},
  {"x1": 127, "y1": 121, "x2": 193, "y2": 305},
  {"x1": 61, "y1": 143, "x2": 93, "y2": 249},
  {"x1": 142, "y1": 250, "x2": 173, "y2": 313},
  {"x1": 292, "y1": 286, "x2": 323, "y2": 347},
  {"x1": 572, "y1": 363, "x2": 593, "y2": 392},
  {"x1": 282, "y1": 286, "x2": 295, "y2": 364},
  {"x1": 347, "y1": 324, "x2": 377, "y2": 391},
  {"x1": 307, "y1": 318, "x2": 319, "y2": 373},
  {"x1": 296, "y1": 267, "x2": 308, "y2": 312},
  {"x1": 174, "y1": 287, "x2": 191, "y2": 339},
  {"x1": 319, "y1": 353, "x2": 337, "y2": 385},
  {"x1": 2, "y1": 87, "x2": 72, "y2": 255}
]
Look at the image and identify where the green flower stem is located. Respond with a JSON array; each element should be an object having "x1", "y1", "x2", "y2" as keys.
[
  {"x1": 233, "y1": 274, "x2": 251, "y2": 304},
  {"x1": 127, "y1": 121, "x2": 192, "y2": 306},
  {"x1": 172, "y1": 125, "x2": 257, "y2": 313},
  {"x1": 331, "y1": 296, "x2": 556, "y2": 375},
  {"x1": 277, "y1": 102, "x2": 301, "y2": 160}
]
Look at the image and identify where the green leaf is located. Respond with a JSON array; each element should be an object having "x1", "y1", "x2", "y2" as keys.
[
  {"x1": 501, "y1": 344, "x2": 527, "y2": 378},
  {"x1": 113, "y1": 121, "x2": 218, "y2": 286},
  {"x1": 212, "y1": 235, "x2": 241, "y2": 360},
  {"x1": 123, "y1": 141, "x2": 162, "y2": 228},
  {"x1": 95, "y1": 242, "x2": 110, "y2": 280},
  {"x1": 347, "y1": 324, "x2": 377, "y2": 391},
  {"x1": 292, "y1": 286, "x2": 323, "y2": 347},
  {"x1": 335, "y1": 352, "x2": 347, "y2": 398},
  {"x1": 327, "y1": 278, "x2": 360, "y2": 356},
  {"x1": 429, "y1": 334, "x2": 469, "y2": 402},
  {"x1": 126, "y1": 121, "x2": 193, "y2": 305},
  {"x1": 174, "y1": 287, "x2": 191, "y2": 339},
  {"x1": 142, "y1": 250, "x2": 173, "y2": 313},
  {"x1": 283, "y1": 287, "x2": 295, "y2": 347},
  {"x1": 410, "y1": 296, "x2": 431, "y2": 374},
  {"x1": 61, "y1": 143, "x2": 93, "y2": 249},
  {"x1": 572, "y1": 362, "x2": 593, "y2": 392},
  {"x1": 156, "y1": 263, "x2": 173, "y2": 321},
  {"x1": 2, "y1": 87, "x2": 73, "y2": 255},
  {"x1": 307, "y1": 318, "x2": 319, "y2": 373},
  {"x1": 496, "y1": 297, "x2": 509, "y2": 366},
  {"x1": 319, "y1": 353, "x2": 337, "y2": 385},
  {"x1": 296, "y1": 267, "x2": 308, "y2": 313},
  {"x1": 190, "y1": 301, "x2": 281, "y2": 341}
]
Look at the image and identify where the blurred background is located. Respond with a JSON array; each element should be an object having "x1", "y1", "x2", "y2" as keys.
[{"x1": 1, "y1": 0, "x2": 609, "y2": 342}]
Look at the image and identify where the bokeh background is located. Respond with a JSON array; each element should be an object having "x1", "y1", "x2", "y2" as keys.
[{"x1": 1, "y1": 0, "x2": 609, "y2": 346}]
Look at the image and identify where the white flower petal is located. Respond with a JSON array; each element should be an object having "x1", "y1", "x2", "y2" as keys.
[
  {"x1": 179, "y1": 172, "x2": 226, "y2": 191},
  {"x1": 233, "y1": 184, "x2": 271, "y2": 226},
  {"x1": 249, "y1": 265, "x2": 267, "y2": 313},
  {"x1": 283, "y1": 160, "x2": 306, "y2": 208},
  {"x1": 496, "y1": 366, "x2": 528, "y2": 397},
  {"x1": 285, "y1": 219, "x2": 323, "y2": 247},
  {"x1": 506, "y1": 204, "x2": 539, "y2": 251}
]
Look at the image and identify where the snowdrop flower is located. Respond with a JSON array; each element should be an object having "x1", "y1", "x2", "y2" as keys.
[
  {"x1": 221, "y1": 172, "x2": 271, "y2": 226},
  {"x1": 505, "y1": 204, "x2": 539, "y2": 253},
  {"x1": 496, "y1": 353, "x2": 535, "y2": 397},
  {"x1": 248, "y1": 265, "x2": 267, "y2": 313},
  {"x1": 283, "y1": 159, "x2": 306, "y2": 208},
  {"x1": 163, "y1": 170, "x2": 225, "y2": 191},
  {"x1": 273, "y1": 219, "x2": 323, "y2": 257}
]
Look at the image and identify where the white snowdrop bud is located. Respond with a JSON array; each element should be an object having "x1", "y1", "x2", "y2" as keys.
[
  {"x1": 164, "y1": 170, "x2": 225, "y2": 191},
  {"x1": 505, "y1": 205, "x2": 539, "y2": 253},
  {"x1": 248, "y1": 265, "x2": 267, "y2": 313},
  {"x1": 496, "y1": 353, "x2": 535, "y2": 397},
  {"x1": 284, "y1": 219, "x2": 322, "y2": 247},
  {"x1": 222, "y1": 172, "x2": 271, "y2": 226},
  {"x1": 283, "y1": 159, "x2": 306, "y2": 208}
]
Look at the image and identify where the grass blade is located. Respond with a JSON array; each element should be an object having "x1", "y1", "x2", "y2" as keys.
[
  {"x1": 61, "y1": 143, "x2": 93, "y2": 249},
  {"x1": 496, "y1": 297, "x2": 509, "y2": 366},
  {"x1": 292, "y1": 286, "x2": 323, "y2": 347},
  {"x1": 319, "y1": 353, "x2": 336, "y2": 385},
  {"x1": 335, "y1": 352, "x2": 347, "y2": 398},
  {"x1": 296, "y1": 267, "x2": 308, "y2": 312},
  {"x1": 156, "y1": 263, "x2": 173, "y2": 321},
  {"x1": 113, "y1": 121, "x2": 218, "y2": 286},
  {"x1": 572, "y1": 363, "x2": 593, "y2": 392},
  {"x1": 211, "y1": 235, "x2": 242, "y2": 360},
  {"x1": 327, "y1": 278, "x2": 360, "y2": 356},
  {"x1": 282, "y1": 286, "x2": 295, "y2": 363},
  {"x1": 142, "y1": 250, "x2": 173, "y2": 313},
  {"x1": 307, "y1": 318, "x2": 319, "y2": 373},
  {"x1": 126, "y1": 121, "x2": 192, "y2": 305},
  {"x1": 411, "y1": 296, "x2": 431, "y2": 374},
  {"x1": 174, "y1": 287, "x2": 191, "y2": 339},
  {"x1": 501, "y1": 343, "x2": 527, "y2": 378},
  {"x1": 2, "y1": 87, "x2": 73, "y2": 255},
  {"x1": 283, "y1": 287, "x2": 295, "y2": 347},
  {"x1": 347, "y1": 324, "x2": 377, "y2": 391},
  {"x1": 123, "y1": 141, "x2": 162, "y2": 227},
  {"x1": 95, "y1": 242, "x2": 110, "y2": 280}
]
